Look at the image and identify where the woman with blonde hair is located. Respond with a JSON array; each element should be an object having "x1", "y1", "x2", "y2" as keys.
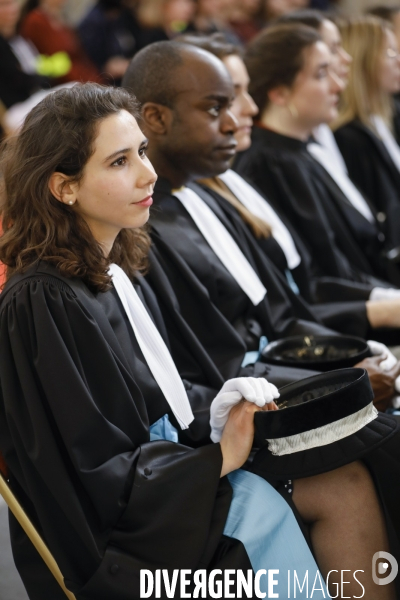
[{"x1": 333, "y1": 16, "x2": 400, "y2": 244}]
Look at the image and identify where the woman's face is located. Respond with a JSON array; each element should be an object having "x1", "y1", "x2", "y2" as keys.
[
  {"x1": 222, "y1": 54, "x2": 258, "y2": 152},
  {"x1": 40, "y1": 0, "x2": 67, "y2": 12},
  {"x1": 0, "y1": 0, "x2": 20, "y2": 38},
  {"x1": 286, "y1": 41, "x2": 342, "y2": 130},
  {"x1": 264, "y1": 0, "x2": 307, "y2": 19},
  {"x1": 164, "y1": 0, "x2": 195, "y2": 26},
  {"x1": 378, "y1": 28, "x2": 400, "y2": 95},
  {"x1": 319, "y1": 19, "x2": 352, "y2": 85},
  {"x1": 71, "y1": 110, "x2": 157, "y2": 250}
]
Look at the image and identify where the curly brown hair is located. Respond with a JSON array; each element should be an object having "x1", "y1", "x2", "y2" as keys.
[{"x1": 0, "y1": 83, "x2": 151, "y2": 292}]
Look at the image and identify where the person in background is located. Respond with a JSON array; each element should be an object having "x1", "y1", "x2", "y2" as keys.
[
  {"x1": 78, "y1": 0, "x2": 136, "y2": 84},
  {"x1": 123, "y1": 39, "x2": 400, "y2": 420},
  {"x1": 235, "y1": 23, "x2": 400, "y2": 306},
  {"x1": 365, "y1": 5, "x2": 400, "y2": 144},
  {"x1": 176, "y1": 32, "x2": 400, "y2": 391},
  {"x1": 192, "y1": 0, "x2": 240, "y2": 44},
  {"x1": 133, "y1": 0, "x2": 195, "y2": 50},
  {"x1": 20, "y1": 0, "x2": 102, "y2": 84},
  {"x1": 367, "y1": 4, "x2": 400, "y2": 50},
  {"x1": 225, "y1": 0, "x2": 263, "y2": 44},
  {"x1": 0, "y1": 0, "x2": 52, "y2": 109},
  {"x1": 270, "y1": 11, "x2": 400, "y2": 281},
  {"x1": 332, "y1": 17, "x2": 400, "y2": 246},
  {"x1": 262, "y1": 0, "x2": 310, "y2": 22}
]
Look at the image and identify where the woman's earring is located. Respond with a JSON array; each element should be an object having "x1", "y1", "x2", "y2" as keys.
[
  {"x1": 287, "y1": 102, "x2": 299, "y2": 120},
  {"x1": 68, "y1": 200, "x2": 74, "y2": 205}
]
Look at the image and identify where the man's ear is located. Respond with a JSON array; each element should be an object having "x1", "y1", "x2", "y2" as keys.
[
  {"x1": 141, "y1": 102, "x2": 172, "y2": 135},
  {"x1": 48, "y1": 172, "x2": 78, "y2": 206}
]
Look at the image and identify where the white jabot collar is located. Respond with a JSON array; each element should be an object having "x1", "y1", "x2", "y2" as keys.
[
  {"x1": 372, "y1": 115, "x2": 400, "y2": 174},
  {"x1": 218, "y1": 169, "x2": 301, "y2": 270},
  {"x1": 109, "y1": 264, "x2": 194, "y2": 430},
  {"x1": 312, "y1": 124, "x2": 349, "y2": 174},
  {"x1": 308, "y1": 128, "x2": 375, "y2": 224},
  {"x1": 173, "y1": 186, "x2": 267, "y2": 306}
]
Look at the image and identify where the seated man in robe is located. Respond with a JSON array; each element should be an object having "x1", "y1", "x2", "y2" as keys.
[{"x1": 122, "y1": 40, "x2": 400, "y2": 401}]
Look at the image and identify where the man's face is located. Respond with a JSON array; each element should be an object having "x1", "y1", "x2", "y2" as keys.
[{"x1": 162, "y1": 54, "x2": 238, "y2": 180}]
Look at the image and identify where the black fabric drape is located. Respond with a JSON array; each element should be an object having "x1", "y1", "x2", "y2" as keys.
[
  {"x1": 235, "y1": 126, "x2": 396, "y2": 285},
  {"x1": 334, "y1": 119, "x2": 400, "y2": 249},
  {"x1": 0, "y1": 262, "x2": 252, "y2": 599}
]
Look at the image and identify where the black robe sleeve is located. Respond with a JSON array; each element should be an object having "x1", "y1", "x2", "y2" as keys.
[{"x1": 0, "y1": 273, "x2": 231, "y2": 598}]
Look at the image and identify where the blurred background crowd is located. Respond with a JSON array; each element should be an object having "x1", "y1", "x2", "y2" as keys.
[{"x1": 1, "y1": 0, "x2": 399, "y2": 134}]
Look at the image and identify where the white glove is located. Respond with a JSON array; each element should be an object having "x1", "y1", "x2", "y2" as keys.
[
  {"x1": 210, "y1": 377, "x2": 280, "y2": 443},
  {"x1": 369, "y1": 287, "x2": 400, "y2": 302},
  {"x1": 367, "y1": 340, "x2": 397, "y2": 371},
  {"x1": 367, "y1": 340, "x2": 400, "y2": 394}
]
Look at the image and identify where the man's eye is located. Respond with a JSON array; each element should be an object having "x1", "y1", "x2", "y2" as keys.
[
  {"x1": 111, "y1": 156, "x2": 127, "y2": 167},
  {"x1": 208, "y1": 106, "x2": 221, "y2": 117}
]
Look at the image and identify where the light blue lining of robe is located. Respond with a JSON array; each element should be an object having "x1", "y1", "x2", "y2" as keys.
[{"x1": 150, "y1": 414, "x2": 327, "y2": 598}]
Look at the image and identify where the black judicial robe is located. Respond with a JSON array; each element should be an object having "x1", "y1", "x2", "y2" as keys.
[
  {"x1": 148, "y1": 179, "x2": 339, "y2": 360},
  {"x1": 235, "y1": 126, "x2": 395, "y2": 287},
  {"x1": 0, "y1": 261, "x2": 256, "y2": 600},
  {"x1": 334, "y1": 119, "x2": 400, "y2": 249},
  {"x1": 199, "y1": 177, "x2": 385, "y2": 305},
  {"x1": 196, "y1": 181, "x2": 374, "y2": 339}
]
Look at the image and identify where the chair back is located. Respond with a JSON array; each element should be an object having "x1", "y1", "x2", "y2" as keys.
[{"x1": 0, "y1": 452, "x2": 76, "y2": 600}]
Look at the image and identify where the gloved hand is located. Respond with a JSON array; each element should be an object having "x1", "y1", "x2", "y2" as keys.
[
  {"x1": 210, "y1": 377, "x2": 280, "y2": 442},
  {"x1": 367, "y1": 340, "x2": 399, "y2": 379},
  {"x1": 361, "y1": 341, "x2": 400, "y2": 411},
  {"x1": 369, "y1": 287, "x2": 400, "y2": 302}
]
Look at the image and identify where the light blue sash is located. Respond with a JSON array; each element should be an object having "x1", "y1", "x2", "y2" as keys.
[
  {"x1": 150, "y1": 414, "x2": 327, "y2": 598},
  {"x1": 241, "y1": 335, "x2": 268, "y2": 367}
]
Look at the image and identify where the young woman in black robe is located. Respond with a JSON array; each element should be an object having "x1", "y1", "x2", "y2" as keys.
[
  {"x1": 2, "y1": 83, "x2": 395, "y2": 600},
  {"x1": 235, "y1": 23, "x2": 400, "y2": 289},
  {"x1": 333, "y1": 16, "x2": 400, "y2": 247}
]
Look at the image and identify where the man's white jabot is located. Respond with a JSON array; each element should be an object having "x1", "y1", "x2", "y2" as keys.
[
  {"x1": 173, "y1": 186, "x2": 267, "y2": 306},
  {"x1": 109, "y1": 263, "x2": 194, "y2": 429},
  {"x1": 219, "y1": 169, "x2": 301, "y2": 270}
]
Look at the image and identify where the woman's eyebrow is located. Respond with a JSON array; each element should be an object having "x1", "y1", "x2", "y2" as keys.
[
  {"x1": 315, "y1": 61, "x2": 330, "y2": 71},
  {"x1": 104, "y1": 147, "x2": 132, "y2": 163}
]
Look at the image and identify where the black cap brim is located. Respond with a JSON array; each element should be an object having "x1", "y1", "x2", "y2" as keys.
[{"x1": 251, "y1": 412, "x2": 400, "y2": 480}]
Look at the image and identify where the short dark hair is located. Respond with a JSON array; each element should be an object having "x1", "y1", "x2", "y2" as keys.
[
  {"x1": 272, "y1": 8, "x2": 325, "y2": 30},
  {"x1": 367, "y1": 5, "x2": 400, "y2": 22},
  {"x1": 245, "y1": 23, "x2": 322, "y2": 114},
  {"x1": 122, "y1": 41, "x2": 186, "y2": 108},
  {"x1": 176, "y1": 32, "x2": 242, "y2": 60},
  {"x1": 0, "y1": 83, "x2": 150, "y2": 292}
]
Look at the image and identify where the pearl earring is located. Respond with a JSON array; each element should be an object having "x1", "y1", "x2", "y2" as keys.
[{"x1": 68, "y1": 201, "x2": 74, "y2": 205}]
